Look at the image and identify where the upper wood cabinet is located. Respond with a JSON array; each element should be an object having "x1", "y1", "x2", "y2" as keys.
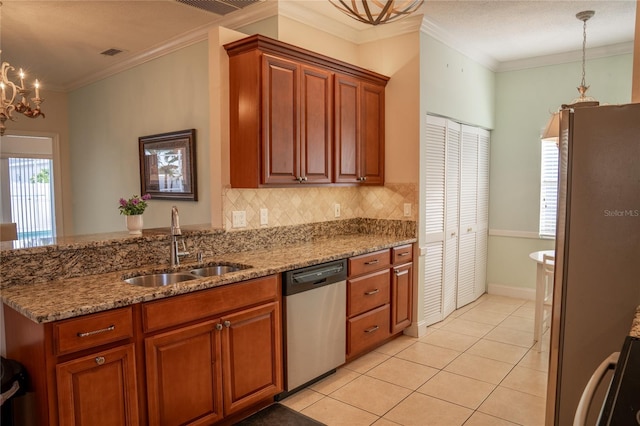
[{"x1": 225, "y1": 34, "x2": 389, "y2": 188}]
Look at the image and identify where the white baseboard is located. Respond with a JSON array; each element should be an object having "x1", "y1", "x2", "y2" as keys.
[
  {"x1": 404, "y1": 320, "x2": 428, "y2": 338},
  {"x1": 487, "y1": 283, "x2": 536, "y2": 300}
]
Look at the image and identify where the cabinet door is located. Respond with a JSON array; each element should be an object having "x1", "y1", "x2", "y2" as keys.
[
  {"x1": 221, "y1": 301, "x2": 282, "y2": 416},
  {"x1": 360, "y1": 82, "x2": 385, "y2": 184},
  {"x1": 391, "y1": 263, "x2": 413, "y2": 334},
  {"x1": 262, "y1": 54, "x2": 300, "y2": 185},
  {"x1": 145, "y1": 321, "x2": 223, "y2": 426},
  {"x1": 334, "y1": 74, "x2": 360, "y2": 183},
  {"x1": 56, "y1": 344, "x2": 138, "y2": 426},
  {"x1": 301, "y1": 65, "x2": 333, "y2": 183}
]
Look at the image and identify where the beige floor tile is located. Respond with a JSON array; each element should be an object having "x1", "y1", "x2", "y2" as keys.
[
  {"x1": 383, "y1": 392, "x2": 473, "y2": 426},
  {"x1": 343, "y1": 350, "x2": 391, "y2": 374},
  {"x1": 465, "y1": 339, "x2": 528, "y2": 364},
  {"x1": 440, "y1": 318, "x2": 495, "y2": 338},
  {"x1": 330, "y1": 375, "x2": 412, "y2": 416},
  {"x1": 366, "y1": 357, "x2": 439, "y2": 390},
  {"x1": 444, "y1": 353, "x2": 513, "y2": 385},
  {"x1": 419, "y1": 329, "x2": 480, "y2": 352},
  {"x1": 518, "y1": 349, "x2": 550, "y2": 372},
  {"x1": 478, "y1": 386, "x2": 546, "y2": 426},
  {"x1": 463, "y1": 411, "x2": 519, "y2": 426},
  {"x1": 482, "y1": 295, "x2": 526, "y2": 307},
  {"x1": 395, "y1": 342, "x2": 461, "y2": 369},
  {"x1": 499, "y1": 315, "x2": 535, "y2": 332},
  {"x1": 511, "y1": 305, "x2": 535, "y2": 319},
  {"x1": 280, "y1": 388, "x2": 325, "y2": 411},
  {"x1": 458, "y1": 308, "x2": 509, "y2": 325},
  {"x1": 501, "y1": 366, "x2": 548, "y2": 398},
  {"x1": 484, "y1": 326, "x2": 535, "y2": 348},
  {"x1": 301, "y1": 396, "x2": 379, "y2": 426},
  {"x1": 372, "y1": 418, "x2": 401, "y2": 426},
  {"x1": 417, "y1": 371, "x2": 496, "y2": 409},
  {"x1": 471, "y1": 301, "x2": 520, "y2": 315},
  {"x1": 374, "y1": 335, "x2": 420, "y2": 356},
  {"x1": 309, "y1": 367, "x2": 360, "y2": 395}
]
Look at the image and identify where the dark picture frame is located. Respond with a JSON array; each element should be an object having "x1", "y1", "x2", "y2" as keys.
[{"x1": 139, "y1": 129, "x2": 197, "y2": 201}]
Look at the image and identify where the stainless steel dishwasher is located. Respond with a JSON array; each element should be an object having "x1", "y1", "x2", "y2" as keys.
[{"x1": 277, "y1": 259, "x2": 347, "y2": 399}]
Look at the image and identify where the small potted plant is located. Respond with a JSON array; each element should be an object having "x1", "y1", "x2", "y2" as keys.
[{"x1": 119, "y1": 194, "x2": 151, "y2": 234}]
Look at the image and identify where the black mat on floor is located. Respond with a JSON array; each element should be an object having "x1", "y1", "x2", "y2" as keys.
[{"x1": 234, "y1": 403, "x2": 326, "y2": 426}]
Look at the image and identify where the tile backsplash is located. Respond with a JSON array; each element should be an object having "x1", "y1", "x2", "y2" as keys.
[{"x1": 223, "y1": 183, "x2": 416, "y2": 231}]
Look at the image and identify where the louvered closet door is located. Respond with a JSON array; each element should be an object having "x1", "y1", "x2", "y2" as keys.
[
  {"x1": 474, "y1": 129, "x2": 490, "y2": 299},
  {"x1": 423, "y1": 115, "x2": 447, "y2": 325},
  {"x1": 443, "y1": 122, "x2": 460, "y2": 317},
  {"x1": 457, "y1": 126, "x2": 479, "y2": 308}
]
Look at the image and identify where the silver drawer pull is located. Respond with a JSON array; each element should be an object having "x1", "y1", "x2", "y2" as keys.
[
  {"x1": 77, "y1": 325, "x2": 115, "y2": 338},
  {"x1": 95, "y1": 356, "x2": 105, "y2": 365},
  {"x1": 364, "y1": 325, "x2": 379, "y2": 333},
  {"x1": 395, "y1": 269, "x2": 408, "y2": 277},
  {"x1": 223, "y1": 320, "x2": 231, "y2": 328},
  {"x1": 398, "y1": 252, "x2": 410, "y2": 257},
  {"x1": 364, "y1": 259, "x2": 379, "y2": 265},
  {"x1": 364, "y1": 289, "x2": 380, "y2": 296}
]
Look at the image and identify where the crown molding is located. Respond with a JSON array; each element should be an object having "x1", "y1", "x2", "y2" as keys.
[
  {"x1": 64, "y1": 0, "x2": 278, "y2": 92},
  {"x1": 420, "y1": 17, "x2": 499, "y2": 71},
  {"x1": 496, "y1": 41, "x2": 634, "y2": 72}
]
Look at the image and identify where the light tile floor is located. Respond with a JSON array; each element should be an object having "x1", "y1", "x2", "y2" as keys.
[{"x1": 282, "y1": 294, "x2": 550, "y2": 426}]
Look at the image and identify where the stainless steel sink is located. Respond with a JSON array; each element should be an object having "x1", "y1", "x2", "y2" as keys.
[
  {"x1": 124, "y1": 272, "x2": 198, "y2": 287},
  {"x1": 190, "y1": 265, "x2": 242, "y2": 277}
]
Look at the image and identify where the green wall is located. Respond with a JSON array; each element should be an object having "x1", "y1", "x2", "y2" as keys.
[
  {"x1": 488, "y1": 54, "x2": 633, "y2": 290},
  {"x1": 69, "y1": 41, "x2": 211, "y2": 235}
]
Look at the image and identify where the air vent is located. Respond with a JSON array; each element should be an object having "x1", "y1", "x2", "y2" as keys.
[
  {"x1": 100, "y1": 48, "x2": 124, "y2": 57},
  {"x1": 176, "y1": 0, "x2": 262, "y2": 16}
]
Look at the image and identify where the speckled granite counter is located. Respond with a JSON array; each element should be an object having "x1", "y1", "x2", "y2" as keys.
[
  {"x1": 2, "y1": 233, "x2": 415, "y2": 324},
  {"x1": 630, "y1": 306, "x2": 640, "y2": 338}
]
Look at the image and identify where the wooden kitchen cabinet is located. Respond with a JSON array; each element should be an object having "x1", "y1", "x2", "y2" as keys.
[
  {"x1": 334, "y1": 74, "x2": 385, "y2": 185},
  {"x1": 57, "y1": 344, "x2": 139, "y2": 426},
  {"x1": 391, "y1": 245, "x2": 414, "y2": 334},
  {"x1": 225, "y1": 34, "x2": 388, "y2": 188},
  {"x1": 142, "y1": 275, "x2": 283, "y2": 424}
]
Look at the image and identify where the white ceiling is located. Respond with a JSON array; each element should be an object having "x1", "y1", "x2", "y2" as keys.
[{"x1": 0, "y1": 0, "x2": 636, "y2": 92}]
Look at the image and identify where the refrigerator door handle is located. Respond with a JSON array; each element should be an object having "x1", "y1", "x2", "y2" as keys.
[{"x1": 573, "y1": 352, "x2": 620, "y2": 426}]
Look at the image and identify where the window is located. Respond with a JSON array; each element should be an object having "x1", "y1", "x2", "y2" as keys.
[{"x1": 539, "y1": 139, "x2": 559, "y2": 238}]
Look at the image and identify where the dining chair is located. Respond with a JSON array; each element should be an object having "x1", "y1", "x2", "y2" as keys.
[{"x1": 535, "y1": 253, "x2": 555, "y2": 351}]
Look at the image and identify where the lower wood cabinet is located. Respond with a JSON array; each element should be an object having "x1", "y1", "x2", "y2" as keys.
[
  {"x1": 56, "y1": 343, "x2": 139, "y2": 426},
  {"x1": 3, "y1": 275, "x2": 282, "y2": 426}
]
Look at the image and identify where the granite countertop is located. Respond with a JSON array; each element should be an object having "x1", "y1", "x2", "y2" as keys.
[
  {"x1": 2, "y1": 234, "x2": 415, "y2": 324},
  {"x1": 630, "y1": 306, "x2": 640, "y2": 338}
]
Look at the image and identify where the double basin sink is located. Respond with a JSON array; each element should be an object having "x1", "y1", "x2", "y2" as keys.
[{"x1": 124, "y1": 264, "x2": 249, "y2": 287}]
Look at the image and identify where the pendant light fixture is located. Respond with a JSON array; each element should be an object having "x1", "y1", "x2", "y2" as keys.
[
  {"x1": 541, "y1": 10, "x2": 599, "y2": 141},
  {"x1": 328, "y1": 0, "x2": 424, "y2": 26}
]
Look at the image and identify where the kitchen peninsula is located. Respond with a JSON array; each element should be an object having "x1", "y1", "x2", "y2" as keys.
[{"x1": 2, "y1": 218, "x2": 416, "y2": 425}]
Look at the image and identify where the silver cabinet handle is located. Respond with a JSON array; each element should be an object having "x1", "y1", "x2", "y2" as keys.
[
  {"x1": 95, "y1": 356, "x2": 105, "y2": 365},
  {"x1": 223, "y1": 320, "x2": 231, "y2": 328},
  {"x1": 395, "y1": 269, "x2": 409, "y2": 277},
  {"x1": 364, "y1": 259, "x2": 379, "y2": 265},
  {"x1": 215, "y1": 323, "x2": 223, "y2": 331},
  {"x1": 364, "y1": 325, "x2": 379, "y2": 333},
  {"x1": 364, "y1": 289, "x2": 379, "y2": 296},
  {"x1": 77, "y1": 325, "x2": 115, "y2": 338},
  {"x1": 398, "y1": 252, "x2": 410, "y2": 257}
]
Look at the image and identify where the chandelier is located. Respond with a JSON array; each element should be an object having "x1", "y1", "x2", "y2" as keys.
[
  {"x1": 0, "y1": 55, "x2": 45, "y2": 136},
  {"x1": 542, "y1": 10, "x2": 599, "y2": 141},
  {"x1": 328, "y1": 0, "x2": 424, "y2": 26}
]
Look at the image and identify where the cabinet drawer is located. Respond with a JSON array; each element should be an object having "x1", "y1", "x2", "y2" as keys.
[
  {"x1": 53, "y1": 307, "x2": 134, "y2": 356},
  {"x1": 142, "y1": 275, "x2": 280, "y2": 333},
  {"x1": 349, "y1": 249, "x2": 390, "y2": 277},
  {"x1": 347, "y1": 304, "x2": 391, "y2": 357},
  {"x1": 347, "y1": 269, "x2": 390, "y2": 317},
  {"x1": 392, "y1": 244, "x2": 413, "y2": 264}
]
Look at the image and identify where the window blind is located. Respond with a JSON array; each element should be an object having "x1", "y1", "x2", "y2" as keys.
[{"x1": 539, "y1": 140, "x2": 559, "y2": 238}]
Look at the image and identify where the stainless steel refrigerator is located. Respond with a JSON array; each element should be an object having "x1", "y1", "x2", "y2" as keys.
[{"x1": 546, "y1": 103, "x2": 640, "y2": 425}]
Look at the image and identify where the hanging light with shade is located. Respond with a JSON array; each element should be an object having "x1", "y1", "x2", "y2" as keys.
[{"x1": 541, "y1": 10, "x2": 600, "y2": 142}]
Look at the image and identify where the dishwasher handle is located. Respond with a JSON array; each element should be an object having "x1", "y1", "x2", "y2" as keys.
[
  {"x1": 574, "y1": 352, "x2": 620, "y2": 426},
  {"x1": 283, "y1": 259, "x2": 348, "y2": 296}
]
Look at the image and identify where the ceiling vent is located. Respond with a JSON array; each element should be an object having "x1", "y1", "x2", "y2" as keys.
[
  {"x1": 100, "y1": 48, "x2": 124, "y2": 57},
  {"x1": 176, "y1": 0, "x2": 263, "y2": 16}
]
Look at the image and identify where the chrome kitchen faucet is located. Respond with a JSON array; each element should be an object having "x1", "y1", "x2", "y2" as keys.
[{"x1": 170, "y1": 206, "x2": 189, "y2": 267}]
